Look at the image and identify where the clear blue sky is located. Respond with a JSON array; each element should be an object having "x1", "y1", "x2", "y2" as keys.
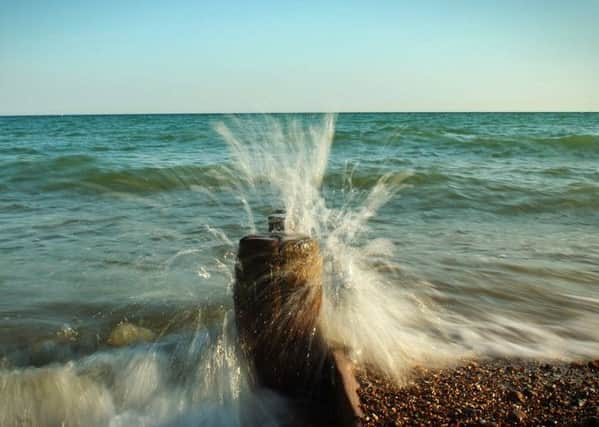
[{"x1": 1, "y1": 0, "x2": 597, "y2": 114}]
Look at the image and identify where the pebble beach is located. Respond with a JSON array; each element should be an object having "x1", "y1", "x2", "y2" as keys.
[{"x1": 358, "y1": 359, "x2": 599, "y2": 426}]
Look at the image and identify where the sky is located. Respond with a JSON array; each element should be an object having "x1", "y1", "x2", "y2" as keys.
[{"x1": 0, "y1": 0, "x2": 598, "y2": 114}]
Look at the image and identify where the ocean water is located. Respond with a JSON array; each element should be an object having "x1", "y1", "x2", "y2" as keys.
[{"x1": 1, "y1": 112, "x2": 598, "y2": 426}]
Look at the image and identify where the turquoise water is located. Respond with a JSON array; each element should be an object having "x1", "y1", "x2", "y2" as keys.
[{"x1": 1, "y1": 113, "x2": 598, "y2": 425}]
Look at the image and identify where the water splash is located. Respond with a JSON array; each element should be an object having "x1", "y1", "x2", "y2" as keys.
[
  {"x1": 215, "y1": 114, "x2": 599, "y2": 381},
  {"x1": 215, "y1": 114, "x2": 335, "y2": 235},
  {"x1": 215, "y1": 114, "x2": 462, "y2": 380}
]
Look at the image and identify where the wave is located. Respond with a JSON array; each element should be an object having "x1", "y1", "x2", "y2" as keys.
[
  {"x1": 1, "y1": 152, "x2": 413, "y2": 195},
  {"x1": 342, "y1": 124, "x2": 599, "y2": 156},
  {"x1": 49, "y1": 164, "x2": 234, "y2": 194},
  {"x1": 496, "y1": 182, "x2": 599, "y2": 213},
  {"x1": 323, "y1": 168, "x2": 412, "y2": 189},
  {"x1": 393, "y1": 169, "x2": 599, "y2": 213},
  {"x1": 4, "y1": 160, "x2": 598, "y2": 215},
  {"x1": 432, "y1": 133, "x2": 599, "y2": 153},
  {"x1": 0, "y1": 155, "x2": 232, "y2": 194},
  {"x1": 1, "y1": 154, "x2": 98, "y2": 185},
  {"x1": 3, "y1": 147, "x2": 598, "y2": 217},
  {"x1": 536, "y1": 134, "x2": 599, "y2": 148}
]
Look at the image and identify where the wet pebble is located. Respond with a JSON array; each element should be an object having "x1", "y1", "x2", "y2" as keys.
[{"x1": 506, "y1": 388, "x2": 526, "y2": 403}]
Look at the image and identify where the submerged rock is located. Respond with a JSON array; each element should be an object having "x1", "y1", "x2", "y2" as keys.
[{"x1": 107, "y1": 322, "x2": 155, "y2": 347}]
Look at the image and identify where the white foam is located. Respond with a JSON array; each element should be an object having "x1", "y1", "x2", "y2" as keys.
[{"x1": 0, "y1": 313, "x2": 289, "y2": 426}]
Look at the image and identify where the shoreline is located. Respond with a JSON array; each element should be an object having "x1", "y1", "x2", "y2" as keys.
[{"x1": 357, "y1": 358, "x2": 599, "y2": 426}]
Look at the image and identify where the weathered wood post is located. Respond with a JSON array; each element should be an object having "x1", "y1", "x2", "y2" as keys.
[
  {"x1": 234, "y1": 211, "x2": 363, "y2": 425},
  {"x1": 234, "y1": 211, "x2": 325, "y2": 394}
]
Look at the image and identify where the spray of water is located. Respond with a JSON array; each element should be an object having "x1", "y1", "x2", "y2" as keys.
[{"x1": 215, "y1": 114, "x2": 462, "y2": 380}]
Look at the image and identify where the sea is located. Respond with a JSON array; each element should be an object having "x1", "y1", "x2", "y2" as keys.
[{"x1": 0, "y1": 113, "x2": 598, "y2": 426}]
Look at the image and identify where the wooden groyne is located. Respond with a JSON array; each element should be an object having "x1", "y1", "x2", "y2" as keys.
[{"x1": 234, "y1": 213, "x2": 363, "y2": 426}]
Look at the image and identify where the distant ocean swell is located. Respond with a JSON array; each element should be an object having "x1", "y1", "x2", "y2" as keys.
[
  {"x1": 334, "y1": 129, "x2": 599, "y2": 154},
  {"x1": 0, "y1": 157, "x2": 231, "y2": 193},
  {"x1": 1, "y1": 158, "x2": 598, "y2": 214},
  {"x1": 1, "y1": 159, "x2": 598, "y2": 215}
]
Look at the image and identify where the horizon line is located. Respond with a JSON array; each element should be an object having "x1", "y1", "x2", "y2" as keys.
[{"x1": 1, "y1": 110, "x2": 598, "y2": 118}]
